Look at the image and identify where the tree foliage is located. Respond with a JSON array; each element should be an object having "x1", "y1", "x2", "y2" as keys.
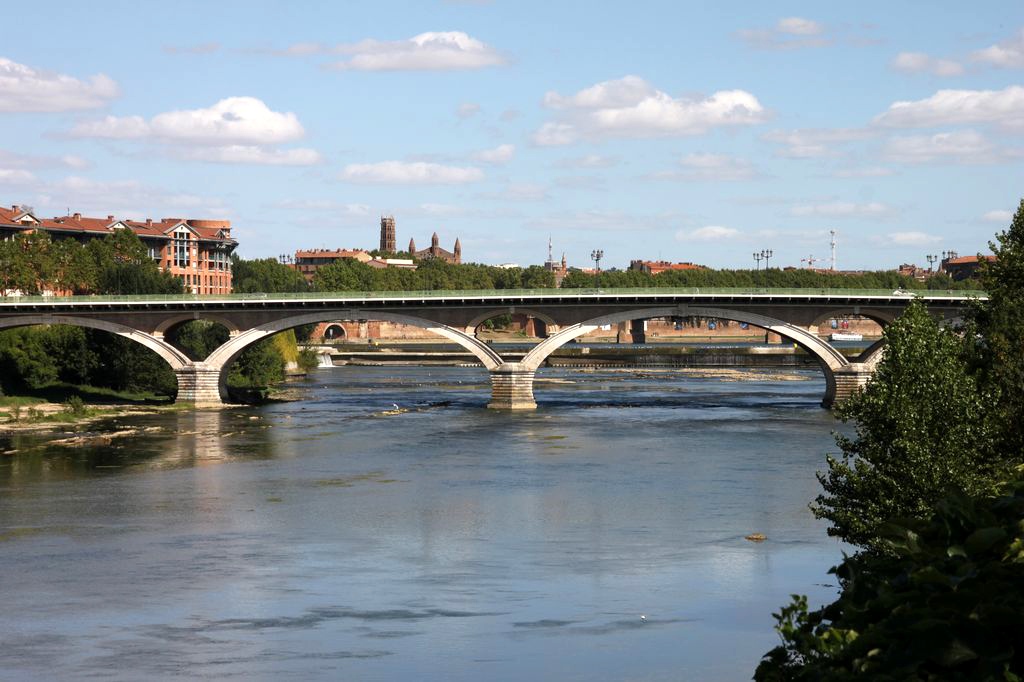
[
  {"x1": 756, "y1": 477, "x2": 1024, "y2": 681},
  {"x1": 969, "y1": 198, "x2": 1024, "y2": 456},
  {"x1": 231, "y1": 255, "x2": 309, "y2": 293},
  {"x1": 762, "y1": 199, "x2": 1024, "y2": 679},
  {"x1": 560, "y1": 267, "x2": 977, "y2": 290},
  {"x1": 312, "y1": 258, "x2": 555, "y2": 292},
  {"x1": 812, "y1": 300, "x2": 1005, "y2": 549}
]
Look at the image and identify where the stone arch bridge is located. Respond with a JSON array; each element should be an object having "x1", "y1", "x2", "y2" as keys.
[{"x1": 0, "y1": 288, "x2": 979, "y2": 409}]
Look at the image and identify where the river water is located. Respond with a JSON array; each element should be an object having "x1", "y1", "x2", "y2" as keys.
[{"x1": 0, "y1": 366, "x2": 847, "y2": 681}]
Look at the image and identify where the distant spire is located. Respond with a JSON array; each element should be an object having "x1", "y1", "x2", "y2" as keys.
[
  {"x1": 454, "y1": 237, "x2": 461, "y2": 253},
  {"x1": 431, "y1": 231, "x2": 439, "y2": 247},
  {"x1": 408, "y1": 237, "x2": 416, "y2": 254},
  {"x1": 548, "y1": 235, "x2": 553, "y2": 263},
  {"x1": 561, "y1": 252, "x2": 566, "y2": 269}
]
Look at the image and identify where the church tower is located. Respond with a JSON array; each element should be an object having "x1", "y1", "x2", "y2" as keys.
[
  {"x1": 454, "y1": 237, "x2": 462, "y2": 264},
  {"x1": 380, "y1": 215, "x2": 396, "y2": 253},
  {"x1": 408, "y1": 237, "x2": 416, "y2": 254}
]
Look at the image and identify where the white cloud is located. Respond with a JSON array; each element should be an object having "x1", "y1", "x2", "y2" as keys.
[
  {"x1": 457, "y1": 102, "x2": 481, "y2": 118},
  {"x1": 339, "y1": 160, "x2": 484, "y2": 184},
  {"x1": 983, "y1": 209, "x2": 1013, "y2": 222},
  {"x1": 0, "y1": 149, "x2": 90, "y2": 170},
  {"x1": 874, "y1": 85, "x2": 1024, "y2": 130},
  {"x1": 71, "y1": 115, "x2": 152, "y2": 139},
  {"x1": 778, "y1": 17, "x2": 824, "y2": 35},
  {"x1": 652, "y1": 153, "x2": 759, "y2": 181},
  {"x1": 73, "y1": 97, "x2": 305, "y2": 145},
  {"x1": 61, "y1": 155, "x2": 90, "y2": 169},
  {"x1": 543, "y1": 74, "x2": 655, "y2": 110},
  {"x1": 677, "y1": 225, "x2": 740, "y2": 241},
  {"x1": 532, "y1": 121, "x2": 578, "y2": 146},
  {"x1": 535, "y1": 76, "x2": 766, "y2": 143},
  {"x1": 873, "y1": 231, "x2": 942, "y2": 246},
  {"x1": 737, "y1": 17, "x2": 829, "y2": 50},
  {"x1": 972, "y1": 28, "x2": 1024, "y2": 69},
  {"x1": 891, "y1": 52, "x2": 964, "y2": 77},
  {"x1": 472, "y1": 143, "x2": 515, "y2": 164},
  {"x1": 791, "y1": 201, "x2": 892, "y2": 217},
  {"x1": 762, "y1": 128, "x2": 874, "y2": 158},
  {"x1": 0, "y1": 57, "x2": 118, "y2": 112},
  {"x1": 554, "y1": 154, "x2": 620, "y2": 168},
  {"x1": 882, "y1": 129, "x2": 1017, "y2": 164},
  {"x1": 174, "y1": 145, "x2": 322, "y2": 166},
  {"x1": 327, "y1": 31, "x2": 505, "y2": 71},
  {"x1": 0, "y1": 168, "x2": 37, "y2": 185},
  {"x1": 69, "y1": 97, "x2": 318, "y2": 166}
]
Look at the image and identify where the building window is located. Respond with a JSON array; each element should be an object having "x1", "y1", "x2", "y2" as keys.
[{"x1": 173, "y1": 228, "x2": 191, "y2": 267}]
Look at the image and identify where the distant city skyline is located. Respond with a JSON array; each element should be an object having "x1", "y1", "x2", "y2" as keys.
[{"x1": 0, "y1": 1, "x2": 1022, "y2": 270}]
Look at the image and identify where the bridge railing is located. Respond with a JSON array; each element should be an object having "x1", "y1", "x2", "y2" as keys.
[{"x1": 0, "y1": 287, "x2": 987, "y2": 304}]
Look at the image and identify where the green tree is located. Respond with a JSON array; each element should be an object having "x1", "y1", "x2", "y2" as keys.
[
  {"x1": 970, "y1": 198, "x2": 1024, "y2": 456},
  {"x1": 0, "y1": 327, "x2": 58, "y2": 390},
  {"x1": 812, "y1": 299, "x2": 1004, "y2": 549},
  {"x1": 227, "y1": 337, "x2": 286, "y2": 388},
  {"x1": 756, "y1": 476, "x2": 1024, "y2": 681},
  {"x1": 88, "y1": 230, "x2": 183, "y2": 295},
  {"x1": 166, "y1": 320, "x2": 230, "y2": 361},
  {"x1": 231, "y1": 256, "x2": 309, "y2": 293},
  {"x1": 51, "y1": 237, "x2": 97, "y2": 293}
]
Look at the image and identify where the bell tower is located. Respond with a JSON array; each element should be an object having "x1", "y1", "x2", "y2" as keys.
[{"x1": 380, "y1": 215, "x2": 396, "y2": 253}]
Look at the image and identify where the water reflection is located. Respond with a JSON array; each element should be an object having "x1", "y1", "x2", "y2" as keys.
[{"x1": 0, "y1": 366, "x2": 845, "y2": 681}]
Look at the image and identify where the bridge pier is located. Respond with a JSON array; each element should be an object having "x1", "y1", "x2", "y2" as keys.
[
  {"x1": 487, "y1": 362, "x2": 536, "y2": 410},
  {"x1": 827, "y1": 362, "x2": 875, "y2": 407},
  {"x1": 174, "y1": 363, "x2": 224, "y2": 406}
]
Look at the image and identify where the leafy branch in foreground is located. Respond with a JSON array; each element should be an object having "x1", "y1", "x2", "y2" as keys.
[
  {"x1": 756, "y1": 476, "x2": 1024, "y2": 681},
  {"x1": 812, "y1": 299, "x2": 1005, "y2": 550}
]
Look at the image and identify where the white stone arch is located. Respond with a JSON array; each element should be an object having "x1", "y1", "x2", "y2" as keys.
[
  {"x1": 0, "y1": 314, "x2": 190, "y2": 370},
  {"x1": 464, "y1": 307, "x2": 559, "y2": 336},
  {"x1": 520, "y1": 306, "x2": 851, "y2": 405},
  {"x1": 205, "y1": 310, "x2": 505, "y2": 373},
  {"x1": 856, "y1": 338, "x2": 887, "y2": 370},
  {"x1": 808, "y1": 307, "x2": 897, "y2": 329},
  {"x1": 152, "y1": 313, "x2": 241, "y2": 338}
]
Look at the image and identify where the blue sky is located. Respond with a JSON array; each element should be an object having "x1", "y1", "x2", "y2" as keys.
[{"x1": 1, "y1": 1, "x2": 1022, "y2": 270}]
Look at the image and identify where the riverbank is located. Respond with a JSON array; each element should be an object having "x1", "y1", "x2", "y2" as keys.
[{"x1": 0, "y1": 401, "x2": 190, "y2": 435}]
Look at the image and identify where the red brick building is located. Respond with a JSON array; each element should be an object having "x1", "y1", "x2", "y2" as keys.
[
  {"x1": 629, "y1": 260, "x2": 706, "y2": 275},
  {"x1": 1, "y1": 204, "x2": 237, "y2": 294}
]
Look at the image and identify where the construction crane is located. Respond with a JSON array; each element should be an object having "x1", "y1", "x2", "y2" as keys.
[{"x1": 801, "y1": 255, "x2": 818, "y2": 269}]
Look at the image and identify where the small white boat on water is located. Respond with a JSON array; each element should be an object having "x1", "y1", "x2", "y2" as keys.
[{"x1": 830, "y1": 332, "x2": 863, "y2": 342}]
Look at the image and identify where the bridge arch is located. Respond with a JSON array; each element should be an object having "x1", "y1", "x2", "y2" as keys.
[
  {"x1": 519, "y1": 306, "x2": 851, "y2": 406},
  {"x1": 0, "y1": 314, "x2": 190, "y2": 370},
  {"x1": 152, "y1": 313, "x2": 241, "y2": 338},
  {"x1": 204, "y1": 310, "x2": 505, "y2": 399},
  {"x1": 464, "y1": 308, "x2": 559, "y2": 337},
  {"x1": 809, "y1": 307, "x2": 897, "y2": 329}
]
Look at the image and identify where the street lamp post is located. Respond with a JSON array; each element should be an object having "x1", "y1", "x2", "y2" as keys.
[
  {"x1": 759, "y1": 249, "x2": 773, "y2": 287},
  {"x1": 590, "y1": 249, "x2": 604, "y2": 274},
  {"x1": 926, "y1": 254, "x2": 937, "y2": 272},
  {"x1": 753, "y1": 251, "x2": 763, "y2": 272}
]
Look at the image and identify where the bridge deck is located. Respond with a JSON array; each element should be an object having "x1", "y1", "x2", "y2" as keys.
[{"x1": 0, "y1": 287, "x2": 987, "y2": 312}]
